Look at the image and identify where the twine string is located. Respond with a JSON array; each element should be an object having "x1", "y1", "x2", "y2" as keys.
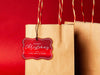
[{"x1": 36, "y1": 0, "x2": 43, "y2": 40}]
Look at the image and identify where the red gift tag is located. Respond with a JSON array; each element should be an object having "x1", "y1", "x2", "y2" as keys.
[{"x1": 22, "y1": 38, "x2": 53, "y2": 60}]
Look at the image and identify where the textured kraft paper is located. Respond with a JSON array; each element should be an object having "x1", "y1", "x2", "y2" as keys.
[
  {"x1": 25, "y1": 24, "x2": 74, "y2": 75},
  {"x1": 65, "y1": 21, "x2": 100, "y2": 75}
]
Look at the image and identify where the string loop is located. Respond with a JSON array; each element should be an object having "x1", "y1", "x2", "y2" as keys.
[{"x1": 36, "y1": 0, "x2": 43, "y2": 40}]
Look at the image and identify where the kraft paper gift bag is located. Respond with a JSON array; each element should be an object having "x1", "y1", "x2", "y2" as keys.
[
  {"x1": 25, "y1": 24, "x2": 74, "y2": 75},
  {"x1": 65, "y1": 23, "x2": 100, "y2": 75},
  {"x1": 72, "y1": 21, "x2": 100, "y2": 75},
  {"x1": 66, "y1": 0, "x2": 100, "y2": 75}
]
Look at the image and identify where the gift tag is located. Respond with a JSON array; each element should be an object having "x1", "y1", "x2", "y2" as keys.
[{"x1": 22, "y1": 38, "x2": 53, "y2": 60}]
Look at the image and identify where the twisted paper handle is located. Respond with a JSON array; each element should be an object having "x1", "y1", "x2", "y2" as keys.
[
  {"x1": 58, "y1": 0, "x2": 63, "y2": 25},
  {"x1": 72, "y1": 0, "x2": 95, "y2": 22},
  {"x1": 81, "y1": 0, "x2": 84, "y2": 21},
  {"x1": 92, "y1": 0, "x2": 95, "y2": 23},
  {"x1": 72, "y1": 0, "x2": 76, "y2": 22},
  {"x1": 37, "y1": 0, "x2": 43, "y2": 25}
]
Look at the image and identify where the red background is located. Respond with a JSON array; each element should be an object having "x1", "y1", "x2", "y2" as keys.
[{"x1": 0, "y1": 0, "x2": 100, "y2": 75}]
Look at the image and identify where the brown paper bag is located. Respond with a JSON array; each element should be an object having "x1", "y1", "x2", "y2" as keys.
[
  {"x1": 65, "y1": 21, "x2": 100, "y2": 75},
  {"x1": 25, "y1": 24, "x2": 74, "y2": 75},
  {"x1": 75, "y1": 22, "x2": 100, "y2": 75},
  {"x1": 65, "y1": 0, "x2": 99, "y2": 74}
]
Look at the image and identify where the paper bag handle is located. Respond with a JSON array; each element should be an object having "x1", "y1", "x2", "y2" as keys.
[
  {"x1": 36, "y1": 0, "x2": 64, "y2": 40},
  {"x1": 58, "y1": 0, "x2": 63, "y2": 25},
  {"x1": 72, "y1": 0, "x2": 95, "y2": 23}
]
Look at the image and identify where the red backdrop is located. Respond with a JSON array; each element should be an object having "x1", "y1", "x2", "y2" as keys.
[{"x1": 0, "y1": 0, "x2": 100, "y2": 75}]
